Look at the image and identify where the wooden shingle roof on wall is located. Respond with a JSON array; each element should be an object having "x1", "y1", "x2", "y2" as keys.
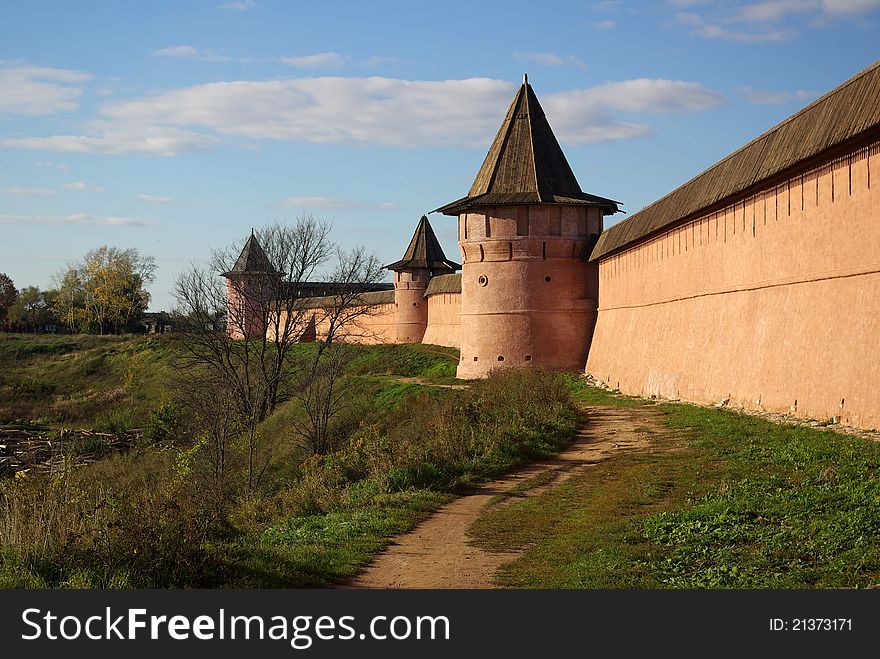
[
  {"x1": 590, "y1": 59, "x2": 880, "y2": 261},
  {"x1": 299, "y1": 289, "x2": 395, "y2": 310},
  {"x1": 424, "y1": 273, "x2": 461, "y2": 296}
]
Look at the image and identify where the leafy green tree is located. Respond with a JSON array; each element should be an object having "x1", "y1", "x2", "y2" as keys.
[
  {"x1": 52, "y1": 247, "x2": 156, "y2": 334},
  {"x1": 0, "y1": 272, "x2": 17, "y2": 321},
  {"x1": 7, "y1": 286, "x2": 51, "y2": 330}
]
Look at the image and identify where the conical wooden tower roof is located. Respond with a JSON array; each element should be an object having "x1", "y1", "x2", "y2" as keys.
[
  {"x1": 436, "y1": 76, "x2": 620, "y2": 215},
  {"x1": 385, "y1": 215, "x2": 460, "y2": 274},
  {"x1": 223, "y1": 231, "x2": 276, "y2": 276}
]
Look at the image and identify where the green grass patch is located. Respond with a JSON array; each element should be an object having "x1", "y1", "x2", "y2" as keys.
[
  {"x1": 1, "y1": 364, "x2": 579, "y2": 588},
  {"x1": 0, "y1": 333, "x2": 176, "y2": 428},
  {"x1": 488, "y1": 468, "x2": 561, "y2": 505},
  {"x1": 215, "y1": 489, "x2": 451, "y2": 587},
  {"x1": 469, "y1": 396, "x2": 880, "y2": 589}
]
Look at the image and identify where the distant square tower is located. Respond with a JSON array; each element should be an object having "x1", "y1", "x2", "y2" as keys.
[{"x1": 223, "y1": 230, "x2": 280, "y2": 340}]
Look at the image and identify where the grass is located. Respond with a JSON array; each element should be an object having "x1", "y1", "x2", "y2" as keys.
[
  {"x1": 0, "y1": 334, "x2": 581, "y2": 588},
  {"x1": 468, "y1": 384, "x2": 880, "y2": 589},
  {"x1": 0, "y1": 332, "x2": 176, "y2": 428},
  {"x1": 215, "y1": 489, "x2": 451, "y2": 587}
]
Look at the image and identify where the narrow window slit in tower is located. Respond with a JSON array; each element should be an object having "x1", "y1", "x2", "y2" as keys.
[
  {"x1": 479, "y1": 244, "x2": 485, "y2": 262},
  {"x1": 542, "y1": 242, "x2": 546, "y2": 260},
  {"x1": 508, "y1": 242, "x2": 513, "y2": 261},
  {"x1": 525, "y1": 355, "x2": 531, "y2": 362},
  {"x1": 484, "y1": 214, "x2": 491, "y2": 238}
]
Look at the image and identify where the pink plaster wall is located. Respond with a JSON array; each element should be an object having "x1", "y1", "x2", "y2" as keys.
[
  {"x1": 269, "y1": 303, "x2": 397, "y2": 345},
  {"x1": 422, "y1": 292, "x2": 461, "y2": 348},
  {"x1": 587, "y1": 141, "x2": 880, "y2": 429}
]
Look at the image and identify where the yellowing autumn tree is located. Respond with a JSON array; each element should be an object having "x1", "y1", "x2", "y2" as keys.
[{"x1": 52, "y1": 247, "x2": 156, "y2": 334}]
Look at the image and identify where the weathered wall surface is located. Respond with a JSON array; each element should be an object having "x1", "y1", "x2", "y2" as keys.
[
  {"x1": 456, "y1": 205, "x2": 602, "y2": 378},
  {"x1": 269, "y1": 301, "x2": 397, "y2": 345},
  {"x1": 312, "y1": 303, "x2": 397, "y2": 345},
  {"x1": 393, "y1": 270, "x2": 429, "y2": 343},
  {"x1": 422, "y1": 292, "x2": 461, "y2": 348},
  {"x1": 587, "y1": 141, "x2": 880, "y2": 429}
]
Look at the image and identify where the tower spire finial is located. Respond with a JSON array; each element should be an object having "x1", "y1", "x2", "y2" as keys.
[{"x1": 523, "y1": 72, "x2": 528, "y2": 85}]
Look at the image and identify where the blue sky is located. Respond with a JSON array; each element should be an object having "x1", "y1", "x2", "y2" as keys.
[{"x1": 1, "y1": 0, "x2": 878, "y2": 311}]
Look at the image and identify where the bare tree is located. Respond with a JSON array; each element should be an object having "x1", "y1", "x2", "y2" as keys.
[{"x1": 172, "y1": 215, "x2": 386, "y2": 492}]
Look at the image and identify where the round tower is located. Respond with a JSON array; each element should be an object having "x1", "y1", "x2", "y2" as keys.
[
  {"x1": 223, "y1": 230, "x2": 279, "y2": 340},
  {"x1": 435, "y1": 75, "x2": 620, "y2": 378},
  {"x1": 385, "y1": 215, "x2": 460, "y2": 344}
]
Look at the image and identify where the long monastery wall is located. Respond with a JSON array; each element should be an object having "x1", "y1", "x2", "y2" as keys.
[{"x1": 587, "y1": 140, "x2": 880, "y2": 429}]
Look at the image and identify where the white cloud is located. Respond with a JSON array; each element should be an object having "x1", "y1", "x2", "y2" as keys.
[
  {"x1": 218, "y1": 0, "x2": 255, "y2": 10},
  {"x1": 154, "y1": 46, "x2": 231, "y2": 62},
  {"x1": 675, "y1": 11, "x2": 790, "y2": 41},
  {"x1": 2, "y1": 186, "x2": 57, "y2": 196},
  {"x1": 62, "y1": 181, "x2": 104, "y2": 192},
  {"x1": 36, "y1": 161, "x2": 70, "y2": 171},
  {"x1": 2, "y1": 122, "x2": 218, "y2": 156},
  {"x1": 741, "y1": 86, "x2": 816, "y2": 105},
  {"x1": 736, "y1": 1, "x2": 817, "y2": 22},
  {"x1": 0, "y1": 213, "x2": 151, "y2": 226},
  {"x1": 592, "y1": 20, "x2": 617, "y2": 29},
  {"x1": 676, "y1": 0, "x2": 880, "y2": 41},
  {"x1": 279, "y1": 52, "x2": 348, "y2": 69},
  {"x1": 0, "y1": 61, "x2": 91, "y2": 115},
  {"x1": 736, "y1": 0, "x2": 880, "y2": 21},
  {"x1": 514, "y1": 52, "x2": 589, "y2": 71},
  {"x1": 362, "y1": 55, "x2": 402, "y2": 67},
  {"x1": 0, "y1": 75, "x2": 722, "y2": 155},
  {"x1": 821, "y1": 0, "x2": 880, "y2": 14},
  {"x1": 134, "y1": 193, "x2": 174, "y2": 203},
  {"x1": 278, "y1": 196, "x2": 399, "y2": 210},
  {"x1": 544, "y1": 78, "x2": 723, "y2": 143}
]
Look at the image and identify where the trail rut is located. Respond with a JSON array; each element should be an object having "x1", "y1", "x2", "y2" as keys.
[{"x1": 347, "y1": 405, "x2": 664, "y2": 589}]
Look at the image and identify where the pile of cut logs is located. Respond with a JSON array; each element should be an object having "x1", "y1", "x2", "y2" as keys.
[{"x1": 0, "y1": 427, "x2": 139, "y2": 478}]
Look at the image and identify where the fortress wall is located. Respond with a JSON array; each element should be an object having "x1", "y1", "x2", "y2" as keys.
[
  {"x1": 423, "y1": 292, "x2": 461, "y2": 348},
  {"x1": 587, "y1": 140, "x2": 880, "y2": 429},
  {"x1": 270, "y1": 302, "x2": 397, "y2": 345},
  {"x1": 312, "y1": 303, "x2": 397, "y2": 345}
]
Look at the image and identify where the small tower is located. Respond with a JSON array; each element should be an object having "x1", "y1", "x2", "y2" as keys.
[
  {"x1": 385, "y1": 215, "x2": 460, "y2": 343},
  {"x1": 436, "y1": 75, "x2": 620, "y2": 378},
  {"x1": 223, "y1": 231, "x2": 280, "y2": 340}
]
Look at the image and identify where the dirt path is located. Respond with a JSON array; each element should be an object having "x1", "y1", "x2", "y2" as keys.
[{"x1": 347, "y1": 404, "x2": 664, "y2": 589}]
